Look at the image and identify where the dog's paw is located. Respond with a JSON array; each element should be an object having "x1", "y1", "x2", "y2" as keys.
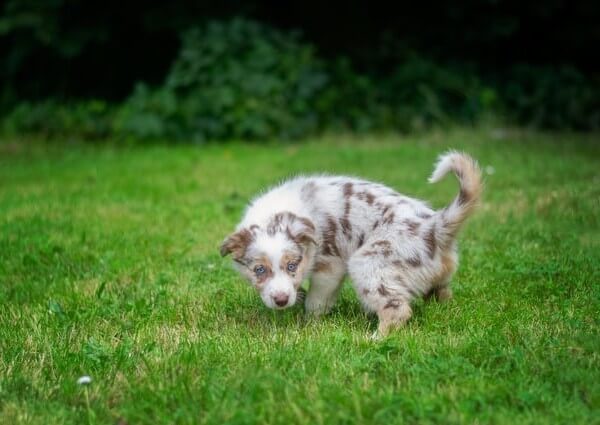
[
  {"x1": 304, "y1": 302, "x2": 329, "y2": 317},
  {"x1": 369, "y1": 330, "x2": 384, "y2": 341},
  {"x1": 305, "y1": 296, "x2": 337, "y2": 317}
]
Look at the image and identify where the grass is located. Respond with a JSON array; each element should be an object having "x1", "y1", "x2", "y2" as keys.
[{"x1": 0, "y1": 129, "x2": 599, "y2": 424}]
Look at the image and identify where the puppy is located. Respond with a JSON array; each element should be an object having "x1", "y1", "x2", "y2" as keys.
[{"x1": 220, "y1": 151, "x2": 482, "y2": 337}]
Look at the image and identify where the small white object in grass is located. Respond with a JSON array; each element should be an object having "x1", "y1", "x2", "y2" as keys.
[
  {"x1": 77, "y1": 375, "x2": 92, "y2": 385},
  {"x1": 490, "y1": 128, "x2": 507, "y2": 140},
  {"x1": 485, "y1": 165, "x2": 496, "y2": 175}
]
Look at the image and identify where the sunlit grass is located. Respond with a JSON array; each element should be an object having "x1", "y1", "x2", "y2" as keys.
[{"x1": 1, "y1": 129, "x2": 598, "y2": 424}]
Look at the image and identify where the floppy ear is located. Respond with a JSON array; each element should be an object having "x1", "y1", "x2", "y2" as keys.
[
  {"x1": 286, "y1": 216, "x2": 317, "y2": 246},
  {"x1": 219, "y1": 228, "x2": 253, "y2": 258}
]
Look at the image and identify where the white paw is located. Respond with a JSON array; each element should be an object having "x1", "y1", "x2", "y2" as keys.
[
  {"x1": 304, "y1": 300, "x2": 330, "y2": 317},
  {"x1": 369, "y1": 330, "x2": 384, "y2": 341}
]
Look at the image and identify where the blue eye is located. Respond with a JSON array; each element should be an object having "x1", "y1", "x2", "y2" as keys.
[
  {"x1": 287, "y1": 263, "x2": 297, "y2": 272},
  {"x1": 254, "y1": 265, "x2": 266, "y2": 275}
]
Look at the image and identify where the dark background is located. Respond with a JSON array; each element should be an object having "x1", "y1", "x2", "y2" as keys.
[
  {"x1": 1, "y1": 0, "x2": 599, "y2": 137},
  {"x1": 2, "y1": 0, "x2": 598, "y2": 101}
]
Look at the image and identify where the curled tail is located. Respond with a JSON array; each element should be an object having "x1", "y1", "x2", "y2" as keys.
[{"x1": 428, "y1": 151, "x2": 482, "y2": 247}]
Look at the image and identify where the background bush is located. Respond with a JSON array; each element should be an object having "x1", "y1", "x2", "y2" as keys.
[
  {"x1": 1, "y1": 100, "x2": 115, "y2": 140},
  {"x1": 115, "y1": 19, "x2": 328, "y2": 141},
  {"x1": 1, "y1": 15, "x2": 599, "y2": 141},
  {"x1": 500, "y1": 65, "x2": 600, "y2": 130}
]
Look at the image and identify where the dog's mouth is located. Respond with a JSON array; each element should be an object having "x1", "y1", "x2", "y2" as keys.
[
  {"x1": 264, "y1": 288, "x2": 305, "y2": 310},
  {"x1": 274, "y1": 288, "x2": 305, "y2": 310}
]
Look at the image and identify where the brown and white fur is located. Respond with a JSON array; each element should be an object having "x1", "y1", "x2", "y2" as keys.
[{"x1": 220, "y1": 151, "x2": 482, "y2": 337}]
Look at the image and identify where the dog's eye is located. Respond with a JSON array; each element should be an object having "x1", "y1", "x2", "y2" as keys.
[
  {"x1": 254, "y1": 265, "x2": 266, "y2": 275},
  {"x1": 287, "y1": 262, "x2": 297, "y2": 272}
]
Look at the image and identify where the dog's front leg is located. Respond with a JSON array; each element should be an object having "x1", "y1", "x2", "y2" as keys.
[{"x1": 305, "y1": 260, "x2": 345, "y2": 316}]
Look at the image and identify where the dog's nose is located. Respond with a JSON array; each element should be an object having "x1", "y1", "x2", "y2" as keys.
[{"x1": 273, "y1": 293, "x2": 289, "y2": 307}]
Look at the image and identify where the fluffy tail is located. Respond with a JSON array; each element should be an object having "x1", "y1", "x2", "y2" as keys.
[{"x1": 428, "y1": 151, "x2": 482, "y2": 247}]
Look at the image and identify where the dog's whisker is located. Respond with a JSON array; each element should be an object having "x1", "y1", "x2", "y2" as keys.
[{"x1": 296, "y1": 288, "x2": 307, "y2": 302}]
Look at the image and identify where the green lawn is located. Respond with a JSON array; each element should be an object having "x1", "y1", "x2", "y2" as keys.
[{"x1": 1, "y1": 129, "x2": 599, "y2": 424}]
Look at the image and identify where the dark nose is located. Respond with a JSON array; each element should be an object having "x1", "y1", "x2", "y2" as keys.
[{"x1": 273, "y1": 293, "x2": 289, "y2": 307}]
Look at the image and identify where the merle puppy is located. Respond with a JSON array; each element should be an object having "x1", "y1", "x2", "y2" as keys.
[{"x1": 220, "y1": 151, "x2": 482, "y2": 337}]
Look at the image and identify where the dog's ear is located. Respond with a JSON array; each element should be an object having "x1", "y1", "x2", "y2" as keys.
[
  {"x1": 220, "y1": 228, "x2": 253, "y2": 258},
  {"x1": 286, "y1": 216, "x2": 317, "y2": 247}
]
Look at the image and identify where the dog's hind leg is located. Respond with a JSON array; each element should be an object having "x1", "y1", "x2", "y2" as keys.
[
  {"x1": 434, "y1": 286, "x2": 453, "y2": 301},
  {"x1": 424, "y1": 282, "x2": 453, "y2": 302},
  {"x1": 376, "y1": 300, "x2": 412, "y2": 337},
  {"x1": 348, "y1": 243, "x2": 416, "y2": 338},
  {"x1": 424, "y1": 251, "x2": 456, "y2": 303}
]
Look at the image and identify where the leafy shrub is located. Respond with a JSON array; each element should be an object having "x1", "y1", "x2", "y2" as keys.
[
  {"x1": 112, "y1": 85, "x2": 183, "y2": 141},
  {"x1": 317, "y1": 56, "x2": 499, "y2": 133},
  {"x1": 1, "y1": 100, "x2": 114, "y2": 140},
  {"x1": 316, "y1": 58, "x2": 394, "y2": 132},
  {"x1": 382, "y1": 57, "x2": 498, "y2": 130},
  {"x1": 2, "y1": 19, "x2": 599, "y2": 142},
  {"x1": 116, "y1": 18, "x2": 328, "y2": 141},
  {"x1": 501, "y1": 65, "x2": 600, "y2": 130}
]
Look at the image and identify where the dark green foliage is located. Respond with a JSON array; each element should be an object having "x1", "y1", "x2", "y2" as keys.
[
  {"x1": 315, "y1": 58, "x2": 392, "y2": 132},
  {"x1": 382, "y1": 58, "x2": 498, "y2": 130},
  {"x1": 319, "y1": 57, "x2": 499, "y2": 132},
  {"x1": 113, "y1": 85, "x2": 182, "y2": 141},
  {"x1": 1, "y1": 100, "x2": 115, "y2": 140},
  {"x1": 2, "y1": 0, "x2": 599, "y2": 102},
  {"x1": 116, "y1": 19, "x2": 328, "y2": 141},
  {"x1": 1, "y1": 18, "x2": 599, "y2": 141},
  {"x1": 501, "y1": 65, "x2": 600, "y2": 130}
]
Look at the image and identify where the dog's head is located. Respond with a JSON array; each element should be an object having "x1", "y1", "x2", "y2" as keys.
[{"x1": 220, "y1": 212, "x2": 317, "y2": 309}]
